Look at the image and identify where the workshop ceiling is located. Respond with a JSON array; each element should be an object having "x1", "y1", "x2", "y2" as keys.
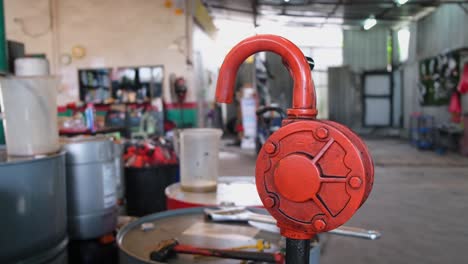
[{"x1": 204, "y1": 0, "x2": 468, "y2": 28}]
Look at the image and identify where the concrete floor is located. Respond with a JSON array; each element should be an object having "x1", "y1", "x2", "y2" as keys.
[{"x1": 219, "y1": 138, "x2": 468, "y2": 264}]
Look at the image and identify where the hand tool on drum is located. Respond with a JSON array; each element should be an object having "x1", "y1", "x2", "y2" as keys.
[
  {"x1": 247, "y1": 220, "x2": 381, "y2": 241},
  {"x1": 149, "y1": 239, "x2": 284, "y2": 263},
  {"x1": 231, "y1": 239, "x2": 271, "y2": 251},
  {"x1": 194, "y1": 239, "x2": 272, "y2": 261},
  {"x1": 205, "y1": 208, "x2": 381, "y2": 240}
]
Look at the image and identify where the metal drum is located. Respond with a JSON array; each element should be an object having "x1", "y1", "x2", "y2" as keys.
[
  {"x1": 113, "y1": 142, "x2": 124, "y2": 202},
  {"x1": 165, "y1": 176, "x2": 263, "y2": 209},
  {"x1": 117, "y1": 207, "x2": 320, "y2": 264},
  {"x1": 0, "y1": 150, "x2": 68, "y2": 263},
  {"x1": 63, "y1": 137, "x2": 117, "y2": 240}
]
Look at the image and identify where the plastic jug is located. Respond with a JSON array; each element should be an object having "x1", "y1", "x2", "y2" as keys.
[
  {"x1": 0, "y1": 76, "x2": 59, "y2": 156},
  {"x1": 178, "y1": 128, "x2": 223, "y2": 192}
]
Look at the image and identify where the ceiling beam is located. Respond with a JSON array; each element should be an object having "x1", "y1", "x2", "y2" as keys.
[
  {"x1": 324, "y1": 0, "x2": 342, "y2": 23},
  {"x1": 208, "y1": 5, "x2": 409, "y2": 22},
  {"x1": 375, "y1": 2, "x2": 397, "y2": 20}
]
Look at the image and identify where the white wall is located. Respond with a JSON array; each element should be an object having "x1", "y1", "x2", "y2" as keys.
[
  {"x1": 4, "y1": 0, "x2": 194, "y2": 105},
  {"x1": 4, "y1": 0, "x2": 53, "y2": 60}
]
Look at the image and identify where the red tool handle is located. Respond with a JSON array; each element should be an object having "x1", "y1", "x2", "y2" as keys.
[
  {"x1": 215, "y1": 34, "x2": 317, "y2": 119},
  {"x1": 174, "y1": 244, "x2": 285, "y2": 264}
]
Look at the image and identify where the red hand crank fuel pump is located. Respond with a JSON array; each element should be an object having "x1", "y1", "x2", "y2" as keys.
[{"x1": 215, "y1": 34, "x2": 374, "y2": 264}]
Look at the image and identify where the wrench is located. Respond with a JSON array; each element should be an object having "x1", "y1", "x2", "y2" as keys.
[{"x1": 205, "y1": 207, "x2": 381, "y2": 240}]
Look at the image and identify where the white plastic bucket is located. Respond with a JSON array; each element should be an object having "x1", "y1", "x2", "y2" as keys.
[
  {"x1": 0, "y1": 76, "x2": 59, "y2": 156},
  {"x1": 179, "y1": 128, "x2": 222, "y2": 192},
  {"x1": 14, "y1": 57, "x2": 50, "y2": 77}
]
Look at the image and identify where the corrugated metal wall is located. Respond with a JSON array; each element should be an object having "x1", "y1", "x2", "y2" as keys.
[
  {"x1": 337, "y1": 28, "x2": 389, "y2": 129},
  {"x1": 341, "y1": 5, "x2": 468, "y2": 133},
  {"x1": 401, "y1": 5, "x2": 467, "y2": 133},
  {"x1": 402, "y1": 23, "x2": 419, "y2": 132},
  {"x1": 417, "y1": 5, "x2": 468, "y2": 59},
  {"x1": 266, "y1": 52, "x2": 293, "y2": 110},
  {"x1": 343, "y1": 28, "x2": 389, "y2": 72},
  {"x1": 328, "y1": 66, "x2": 361, "y2": 128}
]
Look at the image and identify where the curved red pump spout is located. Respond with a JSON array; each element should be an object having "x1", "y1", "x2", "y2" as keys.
[{"x1": 215, "y1": 34, "x2": 317, "y2": 119}]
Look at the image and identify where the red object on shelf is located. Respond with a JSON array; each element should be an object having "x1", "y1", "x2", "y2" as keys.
[
  {"x1": 66, "y1": 102, "x2": 78, "y2": 110},
  {"x1": 164, "y1": 120, "x2": 176, "y2": 132},
  {"x1": 458, "y1": 63, "x2": 468, "y2": 94},
  {"x1": 235, "y1": 124, "x2": 244, "y2": 133},
  {"x1": 164, "y1": 102, "x2": 197, "y2": 109},
  {"x1": 58, "y1": 106, "x2": 67, "y2": 113},
  {"x1": 449, "y1": 92, "x2": 461, "y2": 123},
  {"x1": 215, "y1": 34, "x2": 374, "y2": 240},
  {"x1": 449, "y1": 92, "x2": 461, "y2": 113}
]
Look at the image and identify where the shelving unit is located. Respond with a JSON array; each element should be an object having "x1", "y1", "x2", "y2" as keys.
[
  {"x1": 78, "y1": 66, "x2": 164, "y2": 104},
  {"x1": 78, "y1": 68, "x2": 112, "y2": 103},
  {"x1": 410, "y1": 113, "x2": 435, "y2": 150}
]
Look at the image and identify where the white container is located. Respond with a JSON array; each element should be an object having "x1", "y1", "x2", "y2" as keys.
[
  {"x1": 14, "y1": 57, "x2": 50, "y2": 76},
  {"x1": 179, "y1": 128, "x2": 222, "y2": 192},
  {"x1": 0, "y1": 76, "x2": 59, "y2": 156}
]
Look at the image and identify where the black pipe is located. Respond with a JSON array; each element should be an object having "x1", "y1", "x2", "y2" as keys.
[{"x1": 286, "y1": 238, "x2": 310, "y2": 264}]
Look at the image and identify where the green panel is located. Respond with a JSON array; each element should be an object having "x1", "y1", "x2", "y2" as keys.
[
  {"x1": 96, "y1": 111, "x2": 107, "y2": 117},
  {"x1": 167, "y1": 109, "x2": 197, "y2": 128},
  {"x1": 0, "y1": 120, "x2": 5, "y2": 145},
  {"x1": 58, "y1": 109, "x2": 74, "y2": 117},
  {"x1": 0, "y1": 0, "x2": 7, "y2": 73}
]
